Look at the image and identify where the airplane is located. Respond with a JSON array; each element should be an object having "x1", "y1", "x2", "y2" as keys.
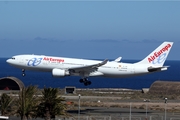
[{"x1": 6, "y1": 41, "x2": 173, "y2": 86}]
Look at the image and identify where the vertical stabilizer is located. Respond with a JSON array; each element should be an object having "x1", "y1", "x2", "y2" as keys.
[{"x1": 135, "y1": 42, "x2": 173, "y2": 66}]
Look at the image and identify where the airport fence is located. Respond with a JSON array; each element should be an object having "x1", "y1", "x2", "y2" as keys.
[{"x1": 55, "y1": 115, "x2": 180, "y2": 120}]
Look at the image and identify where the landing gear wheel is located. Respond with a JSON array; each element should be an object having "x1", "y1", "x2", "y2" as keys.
[
  {"x1": 79, "y1": 78, "x2": 92, "y2": 86},
  {"x1": 84, "y1": 81, "x2": 91, "y2": 86},
  {"x1": 84, "y1": 82, "x2": 88, "y2": 86},
  {"x1": 87, "y1": 81, "x2": 91, "y2": 85},
  {"x1": 79, "y1": 79, "x2": 84, "y2": 83},
  {"x1": 22, "y1": 73, "x2": 26, "y2": 77}
]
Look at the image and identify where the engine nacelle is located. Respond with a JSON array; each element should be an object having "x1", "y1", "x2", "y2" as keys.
[{"x1": 52, "y1": 68, "x2": 67, "y2": 77}]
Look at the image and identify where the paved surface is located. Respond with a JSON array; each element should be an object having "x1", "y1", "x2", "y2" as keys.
[
  {"x1": 6, "y1": 105, "x2": 180, "y2": 120},
  {"x1": 67, "y1": 106, "x2": 180, "y2": 120}
]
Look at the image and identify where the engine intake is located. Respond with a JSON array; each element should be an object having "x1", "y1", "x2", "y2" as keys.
[{"x1": 52, "y1": 68, "x2": 69, "y2": 77}]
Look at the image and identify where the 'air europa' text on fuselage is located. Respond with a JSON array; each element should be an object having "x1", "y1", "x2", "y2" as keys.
[
  {"x1": 43, "y1": 57, "x2": 64, "y2": 63},
  {"x1": 148, "y1": 44, "x2": 171, "y2": 63}
]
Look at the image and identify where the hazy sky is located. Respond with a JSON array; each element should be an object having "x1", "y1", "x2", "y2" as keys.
[{"x1": 0, "y1": 1, "x2": 180, "y2": 60}]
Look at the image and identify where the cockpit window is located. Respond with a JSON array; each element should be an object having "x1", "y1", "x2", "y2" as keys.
[{"x1": 11, "y1": 57, "x2": 15, "y2": 60}]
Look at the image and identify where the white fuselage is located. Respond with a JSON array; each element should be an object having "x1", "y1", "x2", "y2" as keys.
[{"x1": 6, "y1": 54, "x2": 152, "y2": 78}]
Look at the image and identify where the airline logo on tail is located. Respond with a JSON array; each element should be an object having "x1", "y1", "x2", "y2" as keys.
[{"x1": 148, "y1": 43, "x2": 172, "y2": 64}]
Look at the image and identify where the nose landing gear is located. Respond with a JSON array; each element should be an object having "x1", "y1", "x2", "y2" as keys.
[
  {"x1": 79, "y1": 78, "x2": 92, "y2": 86},
  {"x1": 22, "y1": 69, "x2": 26, "y2": 77}
]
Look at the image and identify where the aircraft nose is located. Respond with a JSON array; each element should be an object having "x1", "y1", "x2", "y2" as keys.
[{"x1": 6, "y1": 59, "x2": 12, "y2": 64}]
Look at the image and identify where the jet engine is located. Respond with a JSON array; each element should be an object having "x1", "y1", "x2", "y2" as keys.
[{"x1": 52, "y1": 68, "x2": 69, "y2": 77}]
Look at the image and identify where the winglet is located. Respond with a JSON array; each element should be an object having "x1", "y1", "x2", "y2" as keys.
[
  {"x1": 99, "y1": 59, "x2": 108, "y2": 66},
  {"x1": 114, "y1": 57, "x2": 122, "y2": 62}
]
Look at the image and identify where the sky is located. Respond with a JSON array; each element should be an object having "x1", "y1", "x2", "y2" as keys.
[{"x1": 0, "y1": 1, "x2": 180, "y2": 60}]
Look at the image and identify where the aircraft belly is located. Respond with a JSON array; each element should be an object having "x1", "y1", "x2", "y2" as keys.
[
  {"x1": 99, "y1": 67, "x2": 135, "y2": 77},
  {"x1": 89, "y1": 72, "x2": 104, "y2": 76},
  {"x1": 25, "y1": 66, "x2": 52, "y2": 72},
  {"x1": 70, "y1": 71, "x2": 103, "y2": 77},
  {"x1": 99, "y1": 68, "x2": 120, "y2": 76},
  {"x1": 18, "y1": 63, "x2": 53, "y2": 72}
]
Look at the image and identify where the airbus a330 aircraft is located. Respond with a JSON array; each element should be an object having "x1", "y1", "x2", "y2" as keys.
[{"x1": 6, "y1": 42, "x2": 173, "y2": 86}]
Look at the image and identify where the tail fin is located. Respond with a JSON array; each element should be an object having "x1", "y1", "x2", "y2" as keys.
[{"x1": 135, "y1": 41, "x2": 173, "y2": 66}]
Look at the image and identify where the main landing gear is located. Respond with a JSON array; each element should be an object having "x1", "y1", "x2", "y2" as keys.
[
  {"x1": 22, "y1": 69, "x2": 26, "y2": 77},
  {"x1": 79, "y1": 78, "x2": 92, "y2": 86}
]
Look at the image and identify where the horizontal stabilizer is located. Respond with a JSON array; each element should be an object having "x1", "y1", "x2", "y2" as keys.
[{"x1": 148, "y1": 66, "x2": 169, "y2": 72}]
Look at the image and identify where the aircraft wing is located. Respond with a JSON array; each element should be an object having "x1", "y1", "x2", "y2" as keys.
[{"x1": 69, "y1": 59, "x2": 108, "y2": 73}]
